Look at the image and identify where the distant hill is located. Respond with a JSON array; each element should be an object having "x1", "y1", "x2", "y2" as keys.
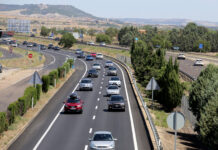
[
  {"x1": 117, "y1": 18, "x2": 218, "y2": 27},
  {"x1": 0, "y1": 4, "x2": 96, "y2": 18}
]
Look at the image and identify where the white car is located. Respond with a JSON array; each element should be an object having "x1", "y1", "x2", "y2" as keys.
[
  {"x1": 194, "y1": 59, "x2": 204, "y2": 66},
  {"x1": 107, "y1": 67, "x2": 117, "y2": 76},
  {"x1": 177, "y1": 53, "x2": 186, "y2": 60},
  {"x1": 109, "y1": 77, "x2": 121, "y2": 87},
  {"x1": 96, "y1": 53, "x2": 103, "y2": 59},
  {"x1": 87, "y1": 41, "x2": 95, "y2": 45},
  {"x1": 89, "y1": 131, "x2": 117, "y2": 150},
  {"x1": 92, "y1": 63, "x2": 101, "y2": 70},
  {"x1": 100, "y1": 42, "x2": 106, "y2": 46},
  {"x1": 106, "y1": 85, "x2": 120, "y2": 96},
  {"x1": 105, "y1": 61, "x2": 113, "y2": 68}
]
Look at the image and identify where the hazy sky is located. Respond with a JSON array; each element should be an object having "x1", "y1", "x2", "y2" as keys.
[{"x1": 1, "y1": 0, "x2": 218, "y2": 22}]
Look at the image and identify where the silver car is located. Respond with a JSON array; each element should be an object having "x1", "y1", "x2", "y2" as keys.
[
  {"x1": 177, "y1": 53, "x2": 186, "y2": 60},
  {"x1": 92, "y1": 63, "x2": 101, "y2": 70},
  {"x1": 79, "y1": 78, "x2": 93, "y2": 91},
  {"x1": 89, "y1": 131, "x2": 117, "y2": 150},
  {"x1": 108, "y1": 77, "x2": 121, "y2": 87},
  {"x1": 107, "y1": 67, "x2": 117, "y2": 76},
  {"x1": 96, "y1": 53, "x2": 103, "y2": 59},
  {"x1": 106, "y1": 85, "x2": 120, "y2": 96},
  {"x1": 194, "y1": 59, "x2": 204, "y2": 66},
  {"x1": 105, "y1": 61, "x2": 113, "y2": 68}
]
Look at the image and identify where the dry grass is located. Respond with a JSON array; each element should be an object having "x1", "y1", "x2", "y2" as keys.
[
  {"x1": 0, "y1": 45, "x2": 45, "y2": 69},
  {"x1": 0, "y1": 69, "x2": 75, "y2": 150},
  {"x1": 0, "y1": 51, "x2": 2, "y2": 58}
]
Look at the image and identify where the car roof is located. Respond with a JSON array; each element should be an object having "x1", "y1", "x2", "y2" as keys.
[{"x1": 94, "y1": 131, "x2": 111, "y2": 135}]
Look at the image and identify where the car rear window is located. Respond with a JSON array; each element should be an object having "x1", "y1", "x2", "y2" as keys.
[
  {"x1": 67, "y1": 99, "x2": 80, "y2": 103},
  {"x1": 93, "y1": 134, "x2": 113, "y2": 141},
  {"x1": 108, "y1": 86, "x2": 118, "y2": 89},
  {"x1": 81, "y1": 79, "x2": 91, "y2": 83},
  {"x1": 111, "y1": 77, "x2": 119, "y2": 80},
  {"x1": 111, "y1": 96, "x2": 124, "y2": 101}
]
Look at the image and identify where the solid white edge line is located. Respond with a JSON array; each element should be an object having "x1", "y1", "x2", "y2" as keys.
[
  {"x1": 33, "y1": 59, "x2": 88, "y2": 150},
  {"x1": 84, "y1": 145, "x2": 88, "y2": 150},
  {"x1": 114, "y1": 62, "x2": 139, "y2": 150},
  {"x1": 89, "y1": 128, "x2": 93, "y2": 134}
]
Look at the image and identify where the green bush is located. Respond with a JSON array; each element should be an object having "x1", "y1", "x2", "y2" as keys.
[
  {"x1": 42, "y1": 75, "x2": 50, "y2": 93},
  {"x1": 18, "y1": 96, "x2": 27, "y2": 116},
  {"x1": 24, "y1": 86, "x2": 37, "y2": 108},
  {"x1": 67, "y1": 59, "x2": 74, "y2": 68},
  {"x1": 58, "y1": 66, "x2": 65, "y2": 78},
  {"x1": 96, "y1": 34, "x2": 112, "y2": 44},
  {"x1": 7, "y1": 102, "x2": 19, "y2": 125},
  {"x1": 49, "y1": 70, "x2": 58, "y2": 86},
  {"x1": 0, "y1": 112, "x2": 8, "y2": 134},
  {"x1": 36, "y1": 84, "x2": 41, "y2": 100},
  {"x1": 63, "y1": 62, "x2": 70, "y2": 74}
]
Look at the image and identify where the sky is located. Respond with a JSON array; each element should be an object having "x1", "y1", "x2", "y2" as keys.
[{"x1": 1, "y1": 0, "x2": 218, "y2": 22}]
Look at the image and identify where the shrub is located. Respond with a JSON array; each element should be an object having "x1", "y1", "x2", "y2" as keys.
[
  {"x1": 36, "y1": 84, "x2": 41, "y2": 100},
  {"x1": 63, "y1": 62, "x2": 70, "y2": 74},
  {"x1": 7, "y1": 102, "x2": 19, "y2": 125},
  {"x1": 49, "y1": 70, "x2": 58, "y2": 86},
  {"x1": 18, "y1": 96, "x2": 27, "y2": 116},
  {"x1": 67, "y1": 59, "x2": 74, "y2": 68},
  {"x1": 58, "y1": 66, "x2": 65, "y2": 78},
  {"x1": 42, "y1": 75, "x2": 50, "y2": 93},
  {"x1": 0, "y1": 112, "x2": 8, "y2": 134}
]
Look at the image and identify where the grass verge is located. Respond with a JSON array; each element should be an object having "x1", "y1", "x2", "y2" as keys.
[
  {"x1": 0, "y1": 51, "x2": 2, "y2": 58},
  {"x1": 0, "y1": 69, "x2": 75, "y2": 150},
  {"x1": 0, "y1": 45, "x2": 45, "y2": 68}
]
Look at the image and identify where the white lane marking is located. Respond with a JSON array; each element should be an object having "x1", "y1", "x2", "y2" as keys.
[
  {"x1": 38, "y1": 52, "x2": 56, "y2": 71},
  {"x1": 89, "y1": 128, "x2": 93, "y2": 134},
  {"x1": 97, "y1": 98, "x2": 100, "y2": 101},
  {"x1": 102, "y1": 78, "x2": 104, "y2": 80},
  {"x1": 84, "y1": 145, "x2": 88, "y2": 150},
  {"x1": 95, "y1": 106, "x2": 98, "y2": 110},
  {"x1": 103, "y1": 75, "x2": 105, "y2": 77},
  {"x1": 114, "y1": 62, "x2": 139, "y2": 150},
  {"x1": 101, "y1": 82, "x2": 103, "y2": 84},
  {"x1": 33, "y1": 59, "x2": 88, "y2": 150},
  {"x1": 100, "y1": 86, "x2": 102, "y2": 89},
  {"x1": 99, "y1": 91, "x2": 101, "y2": 94},
  {"x1": 92, "y1": 115, "x2": 96, "y2": 120}
]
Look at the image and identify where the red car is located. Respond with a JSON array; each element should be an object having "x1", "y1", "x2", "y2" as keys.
[
  {"x1": 91, "y1": 53, "x2": 96, "y2": 57},
  {"x1": 64, "y1": 93, "x2": 84, "y2": 113}
]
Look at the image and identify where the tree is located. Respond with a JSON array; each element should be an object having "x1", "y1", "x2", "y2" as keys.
[
  {"x1": 96, "y1": 34, "x2": 112, "y2": 44},
  {"x1": 105, "y1": 27, "x2": 118, "y2": 38},
  {"x1": 88, "y1": 29, "x2": 96, "y2": 40},
  {"x1": 158, "y1": 57, "x2": 183, "y2": 111},
  {"x1": 59, "y1": 33, "x2": 76, "y2": 48},
  {"x1": 189, "y1": 64, "x2": 218, "y2": 120},
  {"x1": 50, "y1": 27, "x2": 57, "y2": 35},
  {"x1": 196, "y1": 93, "x2": 218, "y2": 149},
  {"x1": 40, "y1": 26, "x2": 50, "y2": 37},
  {"x1": 120, "y1": 32, "x2": 134, "y2": 46}
]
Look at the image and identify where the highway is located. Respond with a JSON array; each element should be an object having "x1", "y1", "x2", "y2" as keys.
[{"x1": 8, "y1": 48, "x2": 153, "y2": 150}]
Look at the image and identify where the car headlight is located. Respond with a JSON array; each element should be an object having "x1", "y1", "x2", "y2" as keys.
[{"x1": 77, "y1": 105, "x2": 82, "y2": 107}]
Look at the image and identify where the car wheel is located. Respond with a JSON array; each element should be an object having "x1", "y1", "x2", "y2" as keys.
[
  {"x1": 80, "y1": 110, "x2": 83, "y2": 114},
  {"x1": 108, "y1": 107, "x2": 111, "y2": 111},
  {"x1": 123, "y1": 108, "x2": 125, "y2": 112},
  {"x1": 90, "y1": 88, "x2": 93, "y2": 91}
]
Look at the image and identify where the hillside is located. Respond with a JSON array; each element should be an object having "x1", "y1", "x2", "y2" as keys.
[{"x1": 0, "y1": 4, "x2": 96, "y2": 18}]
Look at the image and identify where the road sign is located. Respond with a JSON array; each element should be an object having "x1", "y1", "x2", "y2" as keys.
[
  {"x1": 135, "y1": 37, "x2": 138, "y2": 41},
  {"x1": 146, "y1": 77, "x2": 160, "y2": 91},
  {"x1": 199, "y1": 43, "x2": 203, "y2": 49},
  {"x1": 29, "y1": 71, "x2": 42, "y2": 86},
  {"x1": 28, "y1": 53, "x2": 32, "y2": 58},
  {"x1": 167, "y1": 111, "x2": 185, "y2": 150}
]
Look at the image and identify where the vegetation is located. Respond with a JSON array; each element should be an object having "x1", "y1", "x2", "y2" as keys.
[
  {"x1": 40, "y1": 26, "x2": 50, "y2": 37},
  {"x1": 96, "y1": 34, "x2": 112, "y2": 44},
  {"x1": 59, "y1": 33, "x2": 76, "y2": 48},
  {"x1": 87, "y1": 29, "x2": 96, "y2": 40},
  {"x1": 105, "y1": 27, "x2": 118, "y2": 39}
]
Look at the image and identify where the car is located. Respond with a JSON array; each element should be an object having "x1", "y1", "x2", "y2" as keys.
[
  {"x1": 0, "y1": 64, "x2": 2, "y2": 73},
  {"x1": 87, "y1": 41, "x2": 95, "y2": 45},
  {"x1": 92, "y1": 63, "x2": 101, "y2": 70},
  {"x1": 105, "y1": 61, "x2": 113, "y2": 68},
  {"x1": 109, "y1": 77, "x2": 121, "y2": 87},
  {"x1": 88, "y1": 69, "x2": 99, "y2": 78},
  {"x1": 30, "y1": 34, "x2": 35, "y2": 37},
  {"x1": 9, "y1": 41, "x2": 17, "y2": 47},
  {"x1": 91, "y1": 52, "x2": 97, "y2": 57},
  {"x1": 54, "y1": 37, "x2": 60, "y2": 41},
  {"x1": 77, "y1": 52, "x2": 85, "y2": 58},
  {"x1": 53, "y1": 46, "x2": 60, "y2": 50},
  {"x1": 40, "y1": 44, "x2": 46, "y2": 50},
  {"x1": 108, "y1": 95, "x2": 125, "y2": 111},
  {"x1": 48, "y1": 44, "x2": 54, "y2": 49},
  {"x1": 86, "y1": 55, "x2": 94, "y2": 61},
  {"x1": 63, "y1": 93, "x2": 84, "y2": 114},
  {"x1": 96, "y1": 53, "x2": 103, "y2": 59},
  {"x1": 75, "y1": 49, "x2": 82, "y2": 54},
  {"x1": 48, "y1": 36, "x2": 53, "y2": 39},
  {"x1": 27, "y1": 43, "x2": 33, "y2": 47},
  {"x1": 100, "y1": 42, "x2": 106, "y2": 46},
  {"x1": 89, "y1": 131, "x2": 117, "y2": 150},
  {"x1": 106, "y1": 85, "x2": 120, "y2": 96},
  {"x1": 107, "y1": 67, "x2": 117, "y2": 76},
  {"x1": 23, "y1": 41, "x2": 28, "y2": 45},
  {"x1": 33, "y1": 43, "x2": 38, "y2": 47},
  {"x1": 194, "y1": 59, "x2": 204, "y2": 66},
  {"x1": 177, "y1": 53, "x2": 186, "y2": 60},
  {"x1": 79, "y1": 78, "x2": 93, "y2": 91}
]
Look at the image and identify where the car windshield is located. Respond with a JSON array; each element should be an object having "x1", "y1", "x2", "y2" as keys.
[
  {"x1": 111, "y1": 96, "x2": 124, "y2": 101},
  {"x1": 93, "y1": 64, "x2": 100, "y2": 66},
  {"x1": 87, "y1": 55, "x2": 92, "y2": 57},
  {"x1": 106, "y1": 61, "x2": 112, "y2": 63},
  {"x1": 109, "y1": 67, "x2": 116, "y2": 70},
  {"x1": 97, "y1": 54, "x2": 102, "y2": 56},
  {"x1": 89, "y1": 69, "x2": 97, "y2": 73},
  {"x1": 81, "y1": 79, "x2": 91, "y2": 83},
  {"x1": 67, "y1": 98, "x2": 80, "y2": 103},
  {"x1": 108, "y1": 86, "x2": 118, "y2": 89},
  {"x1": 93, "y1": 134, "x2": 113, "y2": 141},
  {"x1": 111, "y1": 77, "x2": 119, "y2": 81}
]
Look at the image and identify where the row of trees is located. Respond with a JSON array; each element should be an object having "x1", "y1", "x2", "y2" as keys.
[
  {"x1": 131, "y1": 40, "x2": 184, "y2": 111},
  {"x1": 189, "y1": 65, "x2": 218, "y2": 149}
]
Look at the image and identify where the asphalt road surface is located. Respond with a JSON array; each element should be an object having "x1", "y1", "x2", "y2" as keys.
[{"x1": 9, "y1": 51, "x2": 153, "y2": 150}]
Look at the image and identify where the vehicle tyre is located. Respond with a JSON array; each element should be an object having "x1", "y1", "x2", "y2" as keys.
[
  {"x1": 123, "y1": 108, "x2": 125, "y2": 112},
  {"x1": 90, "y1": 88, "x2": 93, "y2": 91},
  {"x1": 108, "y1": 107, "x2": 111, "y2": 111},
  {"x1": 80, "y1": 110, "x2": 83, "y2": 114}
]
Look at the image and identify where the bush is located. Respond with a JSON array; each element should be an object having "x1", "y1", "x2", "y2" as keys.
[
  {"x1": 63, "y1": 62, "x2": 70, "y2": 74},
  {"x1": 36, "y1": 84, "x2": 41, "y2": 100},
  {"x1": 67, "y1": 59, "x2": 74, "y2": 68},
  {"x1": 0, "y1": 112, "x2": 8, "y2": 134},
  {"x1": 18, "y1": 96, "x2": 27, "y2": 116},
  {"x1": 42, "y1": 75, "x2": 50, "y2": 93},
  {"x1": 59, "y1": 32, "x2": 76, "y2": 48},
  {"x1": 49, "y1": 70, "x2": 58, "y2": 86},
  {"x1": 7, "y1": 102, "x2": 19, "y2": 125},
  {"x1": 58, "y1": 66, "x2": 65, "y2": 78},
  {"x1": 96, "y1": 34, "x2": 112, "y2": 44}
]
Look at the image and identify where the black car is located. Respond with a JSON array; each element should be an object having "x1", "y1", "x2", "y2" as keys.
[
  {"x1": 77, "y1": 52, "x2": 85, "y2": 58},
  {"x1": 48, "y1": 44, "x2": 54, "y2": 49},
  {"x1": 40, "y1": 45, "x2": 46, "y2": 50},
  {"x1": 108, "y1": 95, "x2": 125, "y2": 111},
  {"x1": 54, "y1": 37, "x2": 60, "y2": 41},
  {"x1": 0, "y1": 64, "x2": 2, "y2": 73},
  {"x1": 23, "y1": 41, "x2": 28, "y2": 45},
  {"x1": 87, "y1": 69, "x2": 98, "y2": 78},
  {"x1": 33, "y1": 43, "x2": 38, "y2": 47},
  {"x1": 30, "y1": 34, "x2": 35, "y2": 37},
  {"x1": 53, "y1": 46, "x2": 60, "y2": 50}
]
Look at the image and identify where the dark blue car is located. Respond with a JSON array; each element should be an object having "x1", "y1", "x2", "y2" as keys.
[{"x1": 86, "y1": 55, "x2": 94, "y2": 61}]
